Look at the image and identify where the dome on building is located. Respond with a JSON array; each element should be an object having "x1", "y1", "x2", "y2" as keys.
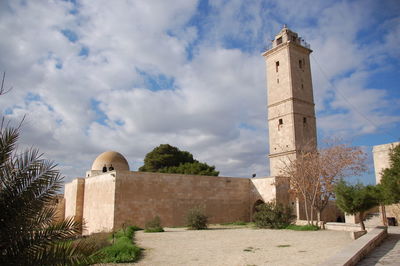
[{"x1": 91, "y1": 151, "x2": 130, "y2": 171}]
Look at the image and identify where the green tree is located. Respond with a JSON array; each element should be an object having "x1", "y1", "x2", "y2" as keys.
[
  {"x1": 0, "y1": 75, "x2": 97, "y2": 265},
  {"x1": 160, "y1": 161, "x2": 219, "y2": 176},
  {"x1": 379, "y1": 144, "x2": 400, "y2": 205},
  {"x1": 335, "y1": 180, "x2": 380, "y2": 231},
  {"x1": 139, "y1": 144, "x2": 219, "y2": 176}
]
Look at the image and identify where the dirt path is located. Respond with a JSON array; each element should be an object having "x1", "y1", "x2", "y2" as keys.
[{"x1": 133, "y1": 226, "x2": 352, "y2": 266}]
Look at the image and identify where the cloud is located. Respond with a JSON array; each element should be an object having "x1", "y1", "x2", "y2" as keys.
[{"x1": 0, "y1": 0, "x2": 399, "y2": 185}]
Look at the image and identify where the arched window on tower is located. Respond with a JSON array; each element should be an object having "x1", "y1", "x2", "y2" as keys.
[
  {"x1": 109, "y1": 164, "x2": 114, "y2": 171},
  {"x1": 102, "y1": 165, "x2": 107, "y2": 173}
]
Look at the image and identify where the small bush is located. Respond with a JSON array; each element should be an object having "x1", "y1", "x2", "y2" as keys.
[
  {"x1": 285, "y1": 224, "x2": 319, "y2": 231},
  {"x1": 253, "y1": 201, "x2": 295, "y2": 229},
  {"x1": 144, "y1": 216, "x2": 164, "y2": 233},
  {"x1": 186, "y1": 207, "x2": 208, "y2": 230}
]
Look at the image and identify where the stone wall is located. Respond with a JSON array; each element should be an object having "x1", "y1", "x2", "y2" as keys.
[
  {"x1": 54, "y1": 194, "x2": 65, "y2": 223},
  {"x1": 82, "y1": 173, "x2": 116, "y2": 235},
  {"x1": 296, "y1": 199, "x2": 343, "y2": 222},
  {"x1": 113, "y1": 172, "x2": 254, "y2": 229},
  {"x1": 373, "y1": 141, "x2": 399, "y2": 183},
  {"x1": 64, "y1": 178, "x2": 85, "y2": 223},
  {"x1": 373, "y1": 141, "x2": 400, "y2": 223},
  {"x1": 64, "y1": 172, "x2": 283, "y2": 234}
]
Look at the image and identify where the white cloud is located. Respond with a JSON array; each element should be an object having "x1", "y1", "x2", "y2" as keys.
[{"x1": 0, "y1": 0, "x2": 399, "y2": 185}]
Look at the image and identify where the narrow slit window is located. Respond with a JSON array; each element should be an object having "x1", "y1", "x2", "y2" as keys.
[
  {"x1": 279, "y1": 118, "x2": 283, "y2": 125},
  {"x1": 299, "y1": 59, "x2": 303, "y2": 69},
  {"x1": 277, "y1": 78, "x2": 279, "y2": 84},
  {"x1": 276, "y1": 61, "x2": 279, "y2": 72},
  {"x1": 301, "y1": 84, "x2": 304, "y2": 89},
  {"x1": 276, "y1": 37, "x2": 282, "y2": 45},
  {"x1": 303, "y1": 117, "x2": 307, "y2": 124}
]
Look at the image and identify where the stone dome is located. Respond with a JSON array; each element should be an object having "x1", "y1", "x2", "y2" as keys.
[{"x1": 91, "y1": 151, "x2": 130, "y2": 171}]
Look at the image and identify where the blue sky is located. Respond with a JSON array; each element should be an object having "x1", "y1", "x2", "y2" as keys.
[{"x1": 0, "y1": 0, "x2": 399, "y2": 184}]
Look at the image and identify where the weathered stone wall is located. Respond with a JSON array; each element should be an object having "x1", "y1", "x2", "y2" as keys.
[
  {"x1": 113, "y1": 172, "x2": 253, "y2": 229},
  {"x1": 321, "y1": 201, "x2": 344, "y2": 222},
  {"x1": 64, "y1": 178, "x2": 85, "y2": 223},
  {"x1": 82, "y1": 173, "x2": 116, "y2": 235},
  {"x1": 373, "y1": 141, "x2": 400, "y2": 223},
  {"x1": 373, "y1": 141, "x2": 399, "y2": 183},
  {"x1": 296, "y1": 199, "x2": 343, "y2": 222},
  {"x1": 54, "y1": 194, "x2": 65, "y2": 222},
  {"x1": 250, "y1": 177, "x2": 277, "y2": 203}
]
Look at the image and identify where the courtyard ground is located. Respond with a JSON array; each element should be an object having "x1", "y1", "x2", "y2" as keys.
[{"x1": 131, "y1": 225, "x2": 353, "y2": 266}]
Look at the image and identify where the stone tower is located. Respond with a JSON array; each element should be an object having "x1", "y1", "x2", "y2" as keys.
[{"x1": 262, "y1": 26, "x2": 317, "y2": 177}]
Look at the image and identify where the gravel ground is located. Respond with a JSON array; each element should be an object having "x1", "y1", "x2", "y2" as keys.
[{"x1": 131, "y1": 225, "x2": 352, "y2": 266}]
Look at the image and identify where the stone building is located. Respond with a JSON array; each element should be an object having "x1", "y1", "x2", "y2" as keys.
[
  {"x1": 373, "y1": 141, "x2": 400, "y2": 223},
  {"x1": 63, "y1": 26, "x2": 335, "y2": 235}
]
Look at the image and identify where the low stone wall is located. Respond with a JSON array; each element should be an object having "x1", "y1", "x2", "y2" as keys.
[
  {"x1": 321, "y1": 227, "x2": 388, "y2": 266},
  {"x1": 325, "y1": 222, "x2": 378, "y2": 232},
  {"x1": 325, "y1": 222, "x2": 363, "y2": 232}
]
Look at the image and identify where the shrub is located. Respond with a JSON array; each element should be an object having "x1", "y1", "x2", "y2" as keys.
[
  {"x1": 144, "y1": 216, "x2": 164, "y2": 233},
  {"x1": 253, "y1": 201, "x2": 295, "y2": 229},
  {"x1": 186, "y1": 207, "x2": 208, "y2": 230}
]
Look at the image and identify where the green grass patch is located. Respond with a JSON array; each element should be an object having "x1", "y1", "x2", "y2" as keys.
[
  {"x1": 144, "y1": 227, "x2": 164, "y2": 233},
  {"x1": 285, "y1": 224, "x2": 319, "y2": 231},
  {"x1": 220, "y1": 221, "x2": 248, "y2": 226},
  {"x1": 95, "y1": 226, "x2": 142, "y2": 263}
]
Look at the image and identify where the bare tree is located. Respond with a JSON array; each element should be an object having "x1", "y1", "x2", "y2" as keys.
[{"x1": 279, "y1": 141, "x2": 367, "y2": 225}]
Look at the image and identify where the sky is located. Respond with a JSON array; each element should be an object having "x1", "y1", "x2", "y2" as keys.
[{"x1": 0, "y1": 0, "x2": 399, "y2": 184}]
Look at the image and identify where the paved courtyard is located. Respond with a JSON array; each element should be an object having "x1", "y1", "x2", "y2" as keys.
[
  {"x1": 133, "y1": 226, "x2": 352, "y2": 266},
  {"x1": 357, "y1": 226, "x2": 400, "y2": 266}
]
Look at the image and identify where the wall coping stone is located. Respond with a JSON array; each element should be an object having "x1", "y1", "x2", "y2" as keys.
[{"x1": 321, "y1": 227, "x2": 388, "y2": 266}]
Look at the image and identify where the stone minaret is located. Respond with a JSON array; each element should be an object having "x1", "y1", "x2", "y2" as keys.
[{"x1": 262, "y1": 26, "x2": 317, "y2": 177}]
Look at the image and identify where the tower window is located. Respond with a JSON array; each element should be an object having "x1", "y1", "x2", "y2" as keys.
[
  {"x1": 301, "y1": 84, "x2": 304, "y2": 89},
  {"x1": 277, "y1": 78, "x2": 279, "y2": 84},
  {"x1": 292, "y1": 36, "x2": 297, "y2": 42},
  {"x1": 276, "y1": 61, "x2": 279, "y2": 72},
  {"x1": 299, "y1": 59, "x2": 303, "y2": 69},
  {"x1": 276, "y1": 37, "x2": 282, "y2": 45},
  {"x1": 303, "y1": 117, "x2": 307, "y2": 123},
  {"x1": 279, "y1": 118, "x2": 283, "y2": 125}
]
